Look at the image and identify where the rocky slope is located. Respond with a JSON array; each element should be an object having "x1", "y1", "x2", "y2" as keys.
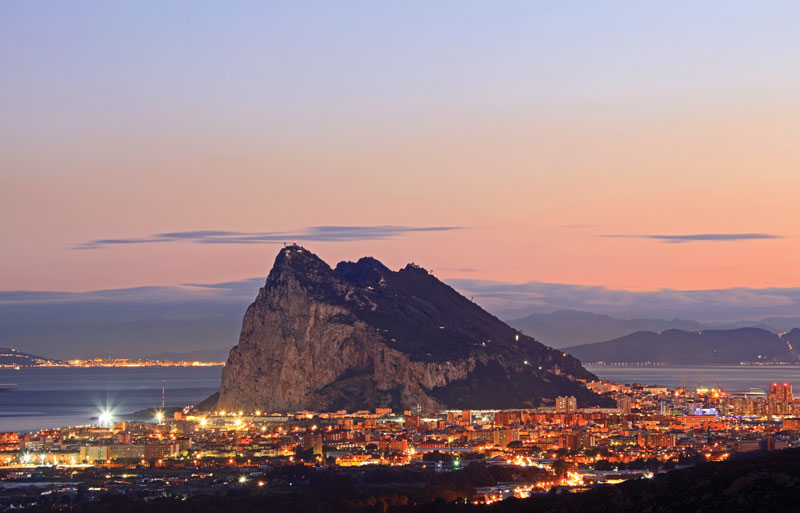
[{"x1": 214, "y1": 245, "x2": 606, "y2": 413}]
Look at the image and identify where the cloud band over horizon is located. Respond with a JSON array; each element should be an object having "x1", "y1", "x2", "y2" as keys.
[
  {"x1": 74, "y1": 225, "x2": 466, "y2": 250},
  {"x1": 4, "y1": 275, "x2": 800, "y2": 359},
  {"x1": 4, "y1": 275, "x2": 800, "y2": 322},
  {"x1": 601, "y1": 233, "x2": 783, "y2": 243}
]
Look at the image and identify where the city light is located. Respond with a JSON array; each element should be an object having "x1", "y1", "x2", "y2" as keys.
[{"x1": 4, "y1": 378, "x2": 799, "y2": 503}]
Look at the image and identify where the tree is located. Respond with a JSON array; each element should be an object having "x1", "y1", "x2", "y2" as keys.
[{"x1": 552, "y1": 459, "x2": 570, "y2": 477}]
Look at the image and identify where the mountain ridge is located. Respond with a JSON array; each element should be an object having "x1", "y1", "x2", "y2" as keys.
[
  {"x1": 564, "y1": 327, "x2": 800, "y2": 364},
  {"x1": 507, "y1": 309, "x2": 800, "y2": 348},
  {"x1": 508, "y1": 309, "x2": 706, "y2": 347}
]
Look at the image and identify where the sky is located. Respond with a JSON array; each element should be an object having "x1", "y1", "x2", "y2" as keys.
[{"x1": 2, "y1": 2, "x2": 800, "y2": 356}]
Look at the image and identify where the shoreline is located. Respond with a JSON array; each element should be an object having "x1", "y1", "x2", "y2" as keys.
[{"x1": 0, "y1": 362, "x2": 224, "y2": 369}]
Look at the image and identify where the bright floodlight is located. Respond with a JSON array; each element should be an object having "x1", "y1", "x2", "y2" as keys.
[
  {"x1": 98, "y1": 410, "x2": 112, "y2": 426},
  {"x1": 238, "y1": 475, "x2": 247, "y2": 484},
  {"x1": 155, "y1": 411, "x2": 164, "y2": 423}
]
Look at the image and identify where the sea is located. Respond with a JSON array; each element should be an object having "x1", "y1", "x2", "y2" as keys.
[
  {"x1": 2, "y1": 364, "x2": 800, "y2": 433},
  {"x1": 586, "y1": 364, "x2": 800, "y2": 393},
  {"x1": 0, "y1": 366, "x2": 222, "y2": 433}
]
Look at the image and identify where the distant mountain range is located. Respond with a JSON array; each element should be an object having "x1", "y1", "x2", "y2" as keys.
[
  {"x1": 507, "y1": 309, "x2": 800, "y2": 348},
  {"x1": 564, "y1": 327, "x2": 800, "y2": 364}
]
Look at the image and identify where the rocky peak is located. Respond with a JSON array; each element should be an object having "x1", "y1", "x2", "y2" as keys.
[
  {"x1": 270, "y1": 244, "x2": 332, "y2": 279},
  {"x1": 214, "y1": 246, "x2": 609, "y2": 413},
  {"x1": 334, "y1": 256, "x2": 390, "y2": 286},
  {"x1": 263, "y1": 245, "x2": 354, "y2": 304}
]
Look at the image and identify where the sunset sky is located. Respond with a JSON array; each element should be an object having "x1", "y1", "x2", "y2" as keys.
[{"x1": 2, "y1": 2, "x2": 799, "y2": 323}]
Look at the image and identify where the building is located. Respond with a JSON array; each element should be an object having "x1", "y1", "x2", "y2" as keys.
[
  {"x1": 559, "y1": 432, "x2": 595, "y2": 451},
  {"x1": 769, "y1": 383, "x2": 793, "y2": 403},
  {"x1": 446, "y1": 411, "x2": 462, "y2": 423},
  {"x1": 617, "y1": 396, "x2": 633, "y2": 414},
  {"x1": 556, "y1": 396, "x2": 577, "y2": 414},
  {"x1": 303, "y1": 433, "x2": 323, "y2": 456},
  {"x1": 782, "y1": 418, "x2": 800, "y2": 430},
  {"x1": 80, "y1": 445, "x2": 109, "y2": 462},
  {"x1": 404, "y1": 415, "x2": 420, "y2": 430},
  {"x1": 494, "y1": 411, "x2": 521, "y2": 426},
  {"x1": 492, "y1": 428, "x2": 520, "y2": 448}
]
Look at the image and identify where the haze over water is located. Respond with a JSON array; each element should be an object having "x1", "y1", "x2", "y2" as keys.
[
  {"x1": 587, "y1": 364, "x2": 800, "y2": 393},
  {"x1": 3, "y1": 364, "x2": 800, "y2": 433}
]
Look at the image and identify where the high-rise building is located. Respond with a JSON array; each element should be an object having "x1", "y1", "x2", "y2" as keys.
[
  {"x1": 303, "y1": 433, "x2": 323, "y2": 456},
  {"x1": 556, "y1": 396, "x2": 578, "y2": 414},
  {"x1": 769, "y1": 382, "x2": 793, "y2": 403}
]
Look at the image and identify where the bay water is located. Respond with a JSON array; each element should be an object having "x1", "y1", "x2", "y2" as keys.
[
  {"x1": 3, "y1": 365, "x2": 800, "y2": 433},
  {"x1": 0, "y1": 366, "x2": 222, "y2": 433}
]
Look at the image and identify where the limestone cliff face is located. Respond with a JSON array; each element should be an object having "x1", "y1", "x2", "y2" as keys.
[{"x1": 215, "y1": 245, "x2": 606, "y2": 413}]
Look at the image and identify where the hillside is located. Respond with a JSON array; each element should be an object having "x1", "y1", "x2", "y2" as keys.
[{"x1": 0, "y1": 347, "x2": 58, "y2": 367}]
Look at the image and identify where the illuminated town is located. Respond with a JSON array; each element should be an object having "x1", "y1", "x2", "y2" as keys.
[
  {"x1": 3, "y1": 379, "x2": 800, "y2": 508},
  {"x1": 0, "y1": 350, "x2": 223, "y2": 369}
]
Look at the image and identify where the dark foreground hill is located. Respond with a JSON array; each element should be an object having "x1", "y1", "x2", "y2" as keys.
[
  {"x1": 212, "y1": 245, "x2": 607, "y2": 413},
  {"x1": 564, "y1": 327, "x2": 800, "y2": 364}
]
